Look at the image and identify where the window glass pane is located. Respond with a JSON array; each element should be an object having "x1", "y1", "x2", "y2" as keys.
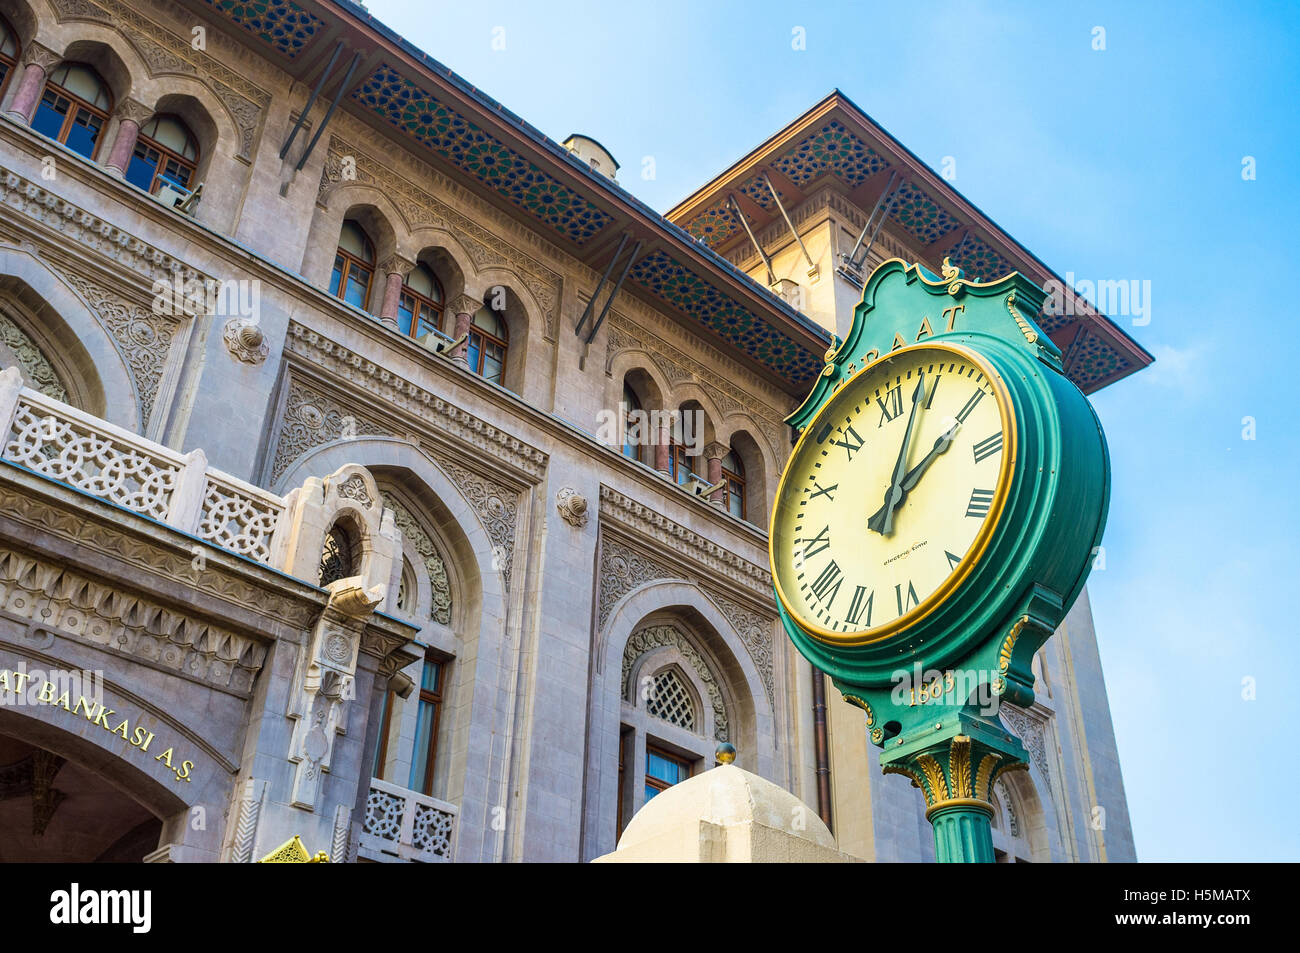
[
  {"x1": 722, "y1": 450, "x2": 742, "y2": 474},
  {"x1": 124, "y1": 147, "x2": 158, "y2": 192},
  {"x1": 397, "y1": 295, "x2": 415, "y2": 336},
  {"x1": 728, "y1": 482, "x2": 744, "y2": 519},
  {"x1": 473, "y1": 307, "x2": 504, "y2": 337},
  {"x1": 406, "y1": 264, "x2": 434, "y2": 298},
  {"x1": 64, "y1": 109, "x2": 101, "y2": 158},
  {"x1": 54, "y1": 64, "x2": 108, "y2": 109},
  {"x1": 337, "y1": 221, "x2": 373, "y2": 261},
  {"x1": 646, "y1": 750, "x2": 683, "y2": 784},
  {"x1": 421, "y1": 660, "x2": 441, "y2": 694},
  {"x1": 344, "y1": 264, "x2": 369, "y2": 308},
  {"x1": 159, "y1": 157, "x2": 191, "y2": 190},
  {"x1": 482, "y1": 345, "x2": 503, "y2": 384},
  {"x1": 645, "y1": 784, "x2": 660, "y2": 802},
  {"x1": 371, "y1": 691, "x2": 392, "y2": 778},
  {"x1": 408, "y1": 698, "x2": 436, "y2": 793},
  {"x1": 143, "y1": 115, "x2": 194, "y2": 158},
  {"x1": 32, "y1": 94, "x2": 68, "y2": 140},
  {"x1": 415, "y1": 303, "x2": 441, "y2": 337},
  {"x1": 468, "y1": 335, "x2": 482, "y2": 374},
  {"x1": 329, "y1": 256, "x2": 345, "y2": 297}
]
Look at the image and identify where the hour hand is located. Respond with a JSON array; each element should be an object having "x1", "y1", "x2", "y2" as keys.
[{"x1": 866, "y1": 422, "x2": 958, "y2": 532}]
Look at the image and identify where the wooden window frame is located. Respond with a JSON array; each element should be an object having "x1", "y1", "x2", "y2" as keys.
[
  {"x1": 644, "y1": 744, "x2": 692, "y2": 798},
  {"x1": 398, "y1": 274, "x2": 445, "y2": 340},
  {"x1": 129, "y1": 116, "x2": 198, "y2": 195},
  {"x1": 36, "y1": 66, "x2": 112, "y2": 160},
  {"x1": 411, "y1": 650, "x2": 449, "y2": 797},
  {"x1": 468, "y1": 313, "x2": 508, "y2": 383},
  {"x1": 330, "y1": 224, "x2": 375, "y2": 311},
  {"x1": 722, "y1": 458, "x2": 746, "y2": 520}
]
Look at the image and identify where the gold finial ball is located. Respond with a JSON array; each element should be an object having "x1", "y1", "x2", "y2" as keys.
[{"x1": 715, "y1": 742, "x2": 737, "y2": 765}]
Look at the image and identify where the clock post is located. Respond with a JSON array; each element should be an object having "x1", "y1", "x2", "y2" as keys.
[{"x1": 769, "y1": 258, "x2": 1111, "y2": 863}]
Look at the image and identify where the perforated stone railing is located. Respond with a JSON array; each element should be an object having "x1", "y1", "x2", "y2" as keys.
[
  {"x1": 358, "y1": 776, "x2": 457, "y2": 863},
  {"x1": 0, "y1": 367, "x2": 284, "y2": 564}
]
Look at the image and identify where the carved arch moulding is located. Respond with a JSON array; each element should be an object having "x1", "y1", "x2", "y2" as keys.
[{"x1": 596, "y1": 486, "x2": 776, "y2": 706}]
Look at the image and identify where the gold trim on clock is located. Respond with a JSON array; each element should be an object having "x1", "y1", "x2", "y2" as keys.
[{"x1": 769, "y1": 341, "x2": 1018, "y2": 647}]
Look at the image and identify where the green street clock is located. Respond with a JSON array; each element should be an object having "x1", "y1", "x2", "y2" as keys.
[{"x1": 769, "y1": 258, "x2": 1111, "y2": 862}]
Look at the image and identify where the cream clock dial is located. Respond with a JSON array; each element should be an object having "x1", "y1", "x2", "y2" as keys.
[{"x1": 770, "y1": 343, "x2": 1016, "y2": 645}]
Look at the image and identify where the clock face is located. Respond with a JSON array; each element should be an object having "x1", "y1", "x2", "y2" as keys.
[{"x1": 770, "y1": 343, "x2": 1016, "y2": 645}]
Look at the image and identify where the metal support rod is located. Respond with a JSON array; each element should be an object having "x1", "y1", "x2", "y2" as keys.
[
  {"x1": 844, "y1": 170, "x2": 898, "y2": 268},
  {"x1": 584, "y1": 241, "x2": 641, "y2": 345},
  {"x1": 728, "y1": 194, "x2": 775, "y2": 285},
  {"x1": 811, "y1": 664, "x2": 833, "y2": 833},
  {"x1": 762, "y1": 173, "x2": 816, "y2": 272},
  {"x1": 296, "y1": 51, "x2": 362, "y2": 171},
  {"x1": 280, "y1": 40, "x2": 344, "y2": 160},
  {"x1": 575, "y1": 232, "x2": 629, "y2": 338}
]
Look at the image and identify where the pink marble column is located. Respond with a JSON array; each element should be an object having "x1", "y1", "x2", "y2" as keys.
[
  {"x1": 705, "y1": 442, "x2": 728, "y2": 507},
  {"x1": 375, "y1": 256, "x2": 412, "y2": 328},
  {"x1": 654, "y1": 416, "x2": 673, "y2": 477},
  {"x1": 104, "y1": 100, "x2": 151, "y2": 176},
  {"x1": 446, "y1": 294, "x2": 480, "y2": 364},
  {"x1": 4, "y1": 44, "x2": 59, "y2": 124}
]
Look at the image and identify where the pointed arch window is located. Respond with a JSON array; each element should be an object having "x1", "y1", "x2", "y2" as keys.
[
  {"x1": 330, "y1": 220, "x2": 375, "y2": 310},
  {"x1": 33, "y1": 63, "x2": 112, "y2": 160},
  {"x1": 722, "y1": 449, "x2": 746, "y2": 520},
  {"x1": 467, "y1": 306, "x2": 507, "y2": 384},
  {"x1": 0, "y1": 16, "x2": 18, "y2": 98},
  {"x1": 125, "y1": 114, "x2": 199, "y2": 195},
  {"x1": 398, "y1": 263, "x2": 445, "y2": 340}
]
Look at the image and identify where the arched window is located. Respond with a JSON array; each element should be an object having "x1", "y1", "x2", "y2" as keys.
[
  {"x1": 0, "y1": 17, "x2": 19, "y2": 97},
  {"x1": 32, "y1": 63, "x2": 112, "y2": 160},
  {"x1": 125, "y1": 114, "x2": 198, "y2": 196},
  {"x1": 318, "y1": 522, "x2": 357, "y2": 586},
  {"x1": 721, "y1": 449, "x2": 746, "y2": 519},
  {"x1": 621, "y1": 383, "x2": 644, "y2": 463},
  {"x1": 398, "y1": 263, "x2": 444, "y2": 340},
  {"x1": 467, "y1": 306, "x2": 507, "y2": 384},
  {"x1": 330, "y1": 220, "x2": 375, "y2": 310}
]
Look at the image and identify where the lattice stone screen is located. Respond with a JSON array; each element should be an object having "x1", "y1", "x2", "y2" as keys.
[
  {"x1": 645, "y1": 668, "x2": 697, "y2": 732},
  {"x1": 0, "y1": 375, "x2": 285, "y2": 566},
  {"x1": 360, "y1": 777, "x2": 457, "y2": 862}
]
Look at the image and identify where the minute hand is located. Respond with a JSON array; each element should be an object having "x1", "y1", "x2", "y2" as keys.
[
  {"x1": 866, "y1": 425, "x2": 958, "y2": 531},
  {"x1": 875, "y1": 374, "x2": 926, "y2": 535}
]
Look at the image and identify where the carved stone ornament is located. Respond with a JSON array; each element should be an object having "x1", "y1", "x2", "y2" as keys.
[
  {"x1": 555, "y1": 487, "x2": 588, "y2": 527},
  {"x1": 223, "y1": 317, "x2": 269, "y2": 365}
]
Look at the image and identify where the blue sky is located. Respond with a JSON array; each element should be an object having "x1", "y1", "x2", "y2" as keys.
[{"x1": 367, "y1": 0, "x2": 1299, "y2": 861}]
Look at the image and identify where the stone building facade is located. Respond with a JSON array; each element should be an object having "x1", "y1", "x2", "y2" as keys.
[{"x1": 0, "y1": 0, "x2": 1148, "y2": 862}]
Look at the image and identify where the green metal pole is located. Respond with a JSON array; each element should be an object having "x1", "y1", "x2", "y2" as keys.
[{"x1": 928, "y1": 801, "x2": 996, "y2": 863}]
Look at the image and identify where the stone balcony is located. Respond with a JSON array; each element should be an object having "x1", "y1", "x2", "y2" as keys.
[{"x1": 359, "y1": 776, "x2": 457, "y2": 863}]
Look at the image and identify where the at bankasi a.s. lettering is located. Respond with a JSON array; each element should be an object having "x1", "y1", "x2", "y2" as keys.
[{"x1": 0, "y1": 667, "x2": 196, "y2": 783}]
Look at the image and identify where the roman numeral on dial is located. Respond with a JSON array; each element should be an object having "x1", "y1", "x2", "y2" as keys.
[
  {"x1": 895, "y1": 580, "x2": 919, "y2": 616},
  {"x1": 802, "y1": 525, "x2": 831, "y2": 558},
  {"x1": 955, "y1": 389, "x2": 985, "y2": 423},
  {"x1": 966, "y1": 488, "x2": 995, "y2": 518},
  {"x1": 877, "y1": 389, "x2": 903, "y2": 426},
  {"x1": 845, "y1": 586, "x2": 873, "y2": 626},
  {"x1": 945, "y1": 550, "x2": 962, "y2": 571},
  {"x1": 809, "y1": 480, "x2": 838, "y2": 501},
  {"x1": 831, "y1": 426, "x2": 864, "y2": 460},
  {"x1": 972, "y1": 432, "x2": 1003, "y2": 464},
  {"x1": 810, "y1": 560, "x2": 843, "y2": 608}
]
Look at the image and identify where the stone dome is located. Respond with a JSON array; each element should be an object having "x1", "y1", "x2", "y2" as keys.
[{"x1": 616, "y1": 764, "x2": 836, "y2": 852}]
